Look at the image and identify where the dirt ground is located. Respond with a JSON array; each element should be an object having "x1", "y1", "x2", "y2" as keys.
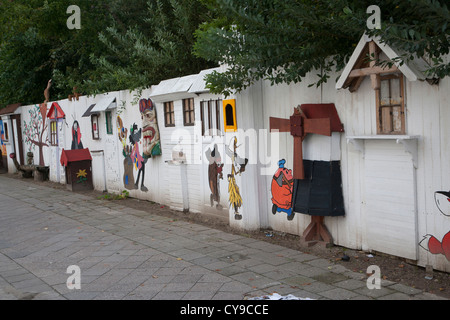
[{"x1": 5, "y1": 173, "x2": 449, "y2": 299}]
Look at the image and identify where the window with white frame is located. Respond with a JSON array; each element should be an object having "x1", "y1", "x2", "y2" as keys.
[{"x1": 200, "y1": 99, "x2": 221, "y2": 136}]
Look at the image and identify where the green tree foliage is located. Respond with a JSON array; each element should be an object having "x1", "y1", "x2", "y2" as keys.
[
  {"x1": 82, "y1": 0, "x2": 217, "y2": 95},
  {"x1": 0, "y1": 0, "x2": 216, "y2": 107},
  {"x1": 0, "y1": 0, "x2": 114, "y2": 105},
  {"x1": 194, "y1": 0, "x2": 449, "y2": 96}
]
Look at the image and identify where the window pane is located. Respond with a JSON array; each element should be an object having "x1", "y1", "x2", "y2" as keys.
[
  {"x1": 183, "y1": 99, "x2": 194, "y2": 125},
  {"x1": 225, "y1": 104, "x2": 234, "y2": 126},
  {"x1": 380, "y1": 79, "x2": 390, "y2": 106},
  {"x1": 392, "y1": 106, "x2": 402, "y2": 132},
  {"x1": 390, "y1": 78, "x2": 401, "y2": 105}
]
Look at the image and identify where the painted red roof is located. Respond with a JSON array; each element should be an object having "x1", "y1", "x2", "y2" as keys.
[
  {"x1": 60, "y1": 148, "x2": 92, "y2": 166},
  {"x1": 300, "y1": 103, "x2": 344, "y2": 133},
  {"x1": 0, "y1": 103, "x2": 21, "y2": 115},
  {"x1": 47, "y1": 102, "x2": 65, "y2": 119}
]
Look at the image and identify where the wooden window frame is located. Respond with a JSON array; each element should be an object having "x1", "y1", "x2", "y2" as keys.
[
  {"x1": 164, "y1": 101, "x2": 175, "y2": 127},
  {"x1": 376, "y1": 74, "x2": 406, "y2": 135},
  {"x1": 182, "y1": 98, "x2": 195, "y2": 126},
  {"x1": 50, "y1": 120, "x2": 58, "y2": 146}
]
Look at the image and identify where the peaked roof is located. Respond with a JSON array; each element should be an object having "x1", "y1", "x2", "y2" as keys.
[
  {"x1": 91, "y1": 95, "x2": 117, "y2": 113},
  {"x1": 82, "y1": 104, "x2": 99, "y2": 118},
  {"x1": 336, "y1": 33, "x2": 433, "y2": 91},
  {"x1": 151, "y1": 74, "x2": 198, "y2": 98},
  {"x1": 188, "y1": 67, "x2": 221, "y2": 94},
  {"x1": 60, "y1": 148, "x2": 92, "y2": 166},
  {"x1": 0, "y1": 103, "x2": 21, "y2": 116},
  {"x1": 47, "y1": 102, "x2": 65, "y2": 119}
]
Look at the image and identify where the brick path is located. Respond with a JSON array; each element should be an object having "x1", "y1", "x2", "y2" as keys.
[{"x1": 0, "y1": 175, "x2": 446, "y2": 301}]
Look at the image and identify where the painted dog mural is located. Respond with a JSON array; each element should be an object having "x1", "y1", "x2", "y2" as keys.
[{"x1": 205, "y1": 144, "x2": 224, "y2": 210}]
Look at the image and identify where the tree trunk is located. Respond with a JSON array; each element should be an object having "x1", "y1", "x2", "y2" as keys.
[{"x1": 38, "y1": 144, "x2": 45, "y2": 167}]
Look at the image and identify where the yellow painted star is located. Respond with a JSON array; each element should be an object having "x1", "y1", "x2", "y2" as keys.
[{"x1": 76, "y1": 169, "x2": 87, "y2": 178}]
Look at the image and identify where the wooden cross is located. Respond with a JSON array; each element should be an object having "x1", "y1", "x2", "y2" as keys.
[{"x1": 270, "y1": 106, "x2": 332, "y2": 180}]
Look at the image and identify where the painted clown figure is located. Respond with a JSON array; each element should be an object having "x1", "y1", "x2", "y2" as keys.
[
  {"x1": 271, "y1": 159, "x2": 295, "y2": 220},
  {"x1": 139, "y1": 98, "x2": 161, "y2": 158}
]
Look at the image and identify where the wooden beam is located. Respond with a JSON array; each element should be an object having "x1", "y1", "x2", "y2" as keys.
[
  {"x1": 349, "y1": 75, "x2": 365, "y2": 93},
  {"x1": 348, "y1": 65, "x2": 399, "y2": 78},
  {"x1": 369, "y1": 41, "x2": 381, "y2": 90}
]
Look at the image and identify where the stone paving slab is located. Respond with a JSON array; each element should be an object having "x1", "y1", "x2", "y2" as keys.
[{"x1": 0, "y1": 175, "x2": 447, "y2": 301}]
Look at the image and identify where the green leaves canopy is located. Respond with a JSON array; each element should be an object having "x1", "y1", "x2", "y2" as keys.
[
  {"x1": 194, "y1": 0, "x2": 449, "y2": 96},
  {"x1": 0, "y1": 0, "x2": 448, "y2": 106},
  {"x1": 0, "y1": 0, "x2": 215, "y2": 106}
]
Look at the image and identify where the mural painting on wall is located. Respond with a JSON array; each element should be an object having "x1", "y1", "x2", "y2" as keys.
[
  {"x1": 205, "y1": 144, "x2": 224, "y2": 210},
  {"x1": 226, "y1": 137, "x2": 248, "y2": 220},
  {"x1": 23, "y1": 104, "x2": 49, "y2": 166},
  {"x1": 71, "y1": 120, "x2": 84, "y2": 150},
  {"x1": 116, "y1": 98, "x2": 160, "y2": 192},
  {"x1": 117, "y1": 116, "x2": 134, "y2": 190},
  {"x1": 130, "y1": 123, "x2": 148, "y2": 191},
  {"x1": 117, "y1": 117, "x2": 148, "y2": 192},
  {"x1": 0, "y1": 120, "x2": 6, "y2": 156},
  {"x1": 271, "y1": 159, "x2": 294, "y2": 220},
  {"x1": 419, "y1": 190, "x2": 450, "y2": 261},
  {"x1": 139, "y1": 98, "x2": 161, "y2": 157}
]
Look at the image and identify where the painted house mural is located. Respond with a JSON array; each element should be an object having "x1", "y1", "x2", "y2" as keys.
[{"x1": 5, "y1": 35, "x2": 450, "y2": 273}]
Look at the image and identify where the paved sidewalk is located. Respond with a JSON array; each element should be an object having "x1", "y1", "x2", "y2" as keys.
[{"x1": 0, "y1": 175, "x2": 446, "y2": 300}]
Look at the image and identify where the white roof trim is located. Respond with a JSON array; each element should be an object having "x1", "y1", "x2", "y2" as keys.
[
  {"x1": 188, "y1": 67, "x2": 221, "y2": 94},
  {"x1": 91, "y1": 95, "x2": 117, "y2": 112},
  {"x1": 336, "y1": 33, "x2": 431, "y2": 90},
  {"x1": 151, "y1": 74, "x2": 199, "y2": 98}
]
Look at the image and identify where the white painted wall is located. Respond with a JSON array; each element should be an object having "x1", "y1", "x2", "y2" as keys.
[{"x1": 14, "y1": 65, "x2": 450, "y2": 272}]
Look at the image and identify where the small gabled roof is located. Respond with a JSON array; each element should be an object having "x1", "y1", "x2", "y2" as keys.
[
  {"x1": 151, "y1": 74, "x2": 198, "y2": 99},
  {"x1": 188, "y1": 67, "x2": 221, "y2": 94},
  {"x1": 0, "y1": 103, "x2": 21, "y2": 116},
  {"x1": 91, "y1": 95, "x2": 117, "y2": 113},
  {"x1": 47, "y1": 102, "x2": 65, "y2": 119},
  {"x1": 336, "y1": 33, "x2": 433, "y2": 91},
  {"x1": 60, "y1": 148, "x2": 92, "y2": 166},
  {"x1": 82, "y1": 104, "x2": 99, "y2": 118}
]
